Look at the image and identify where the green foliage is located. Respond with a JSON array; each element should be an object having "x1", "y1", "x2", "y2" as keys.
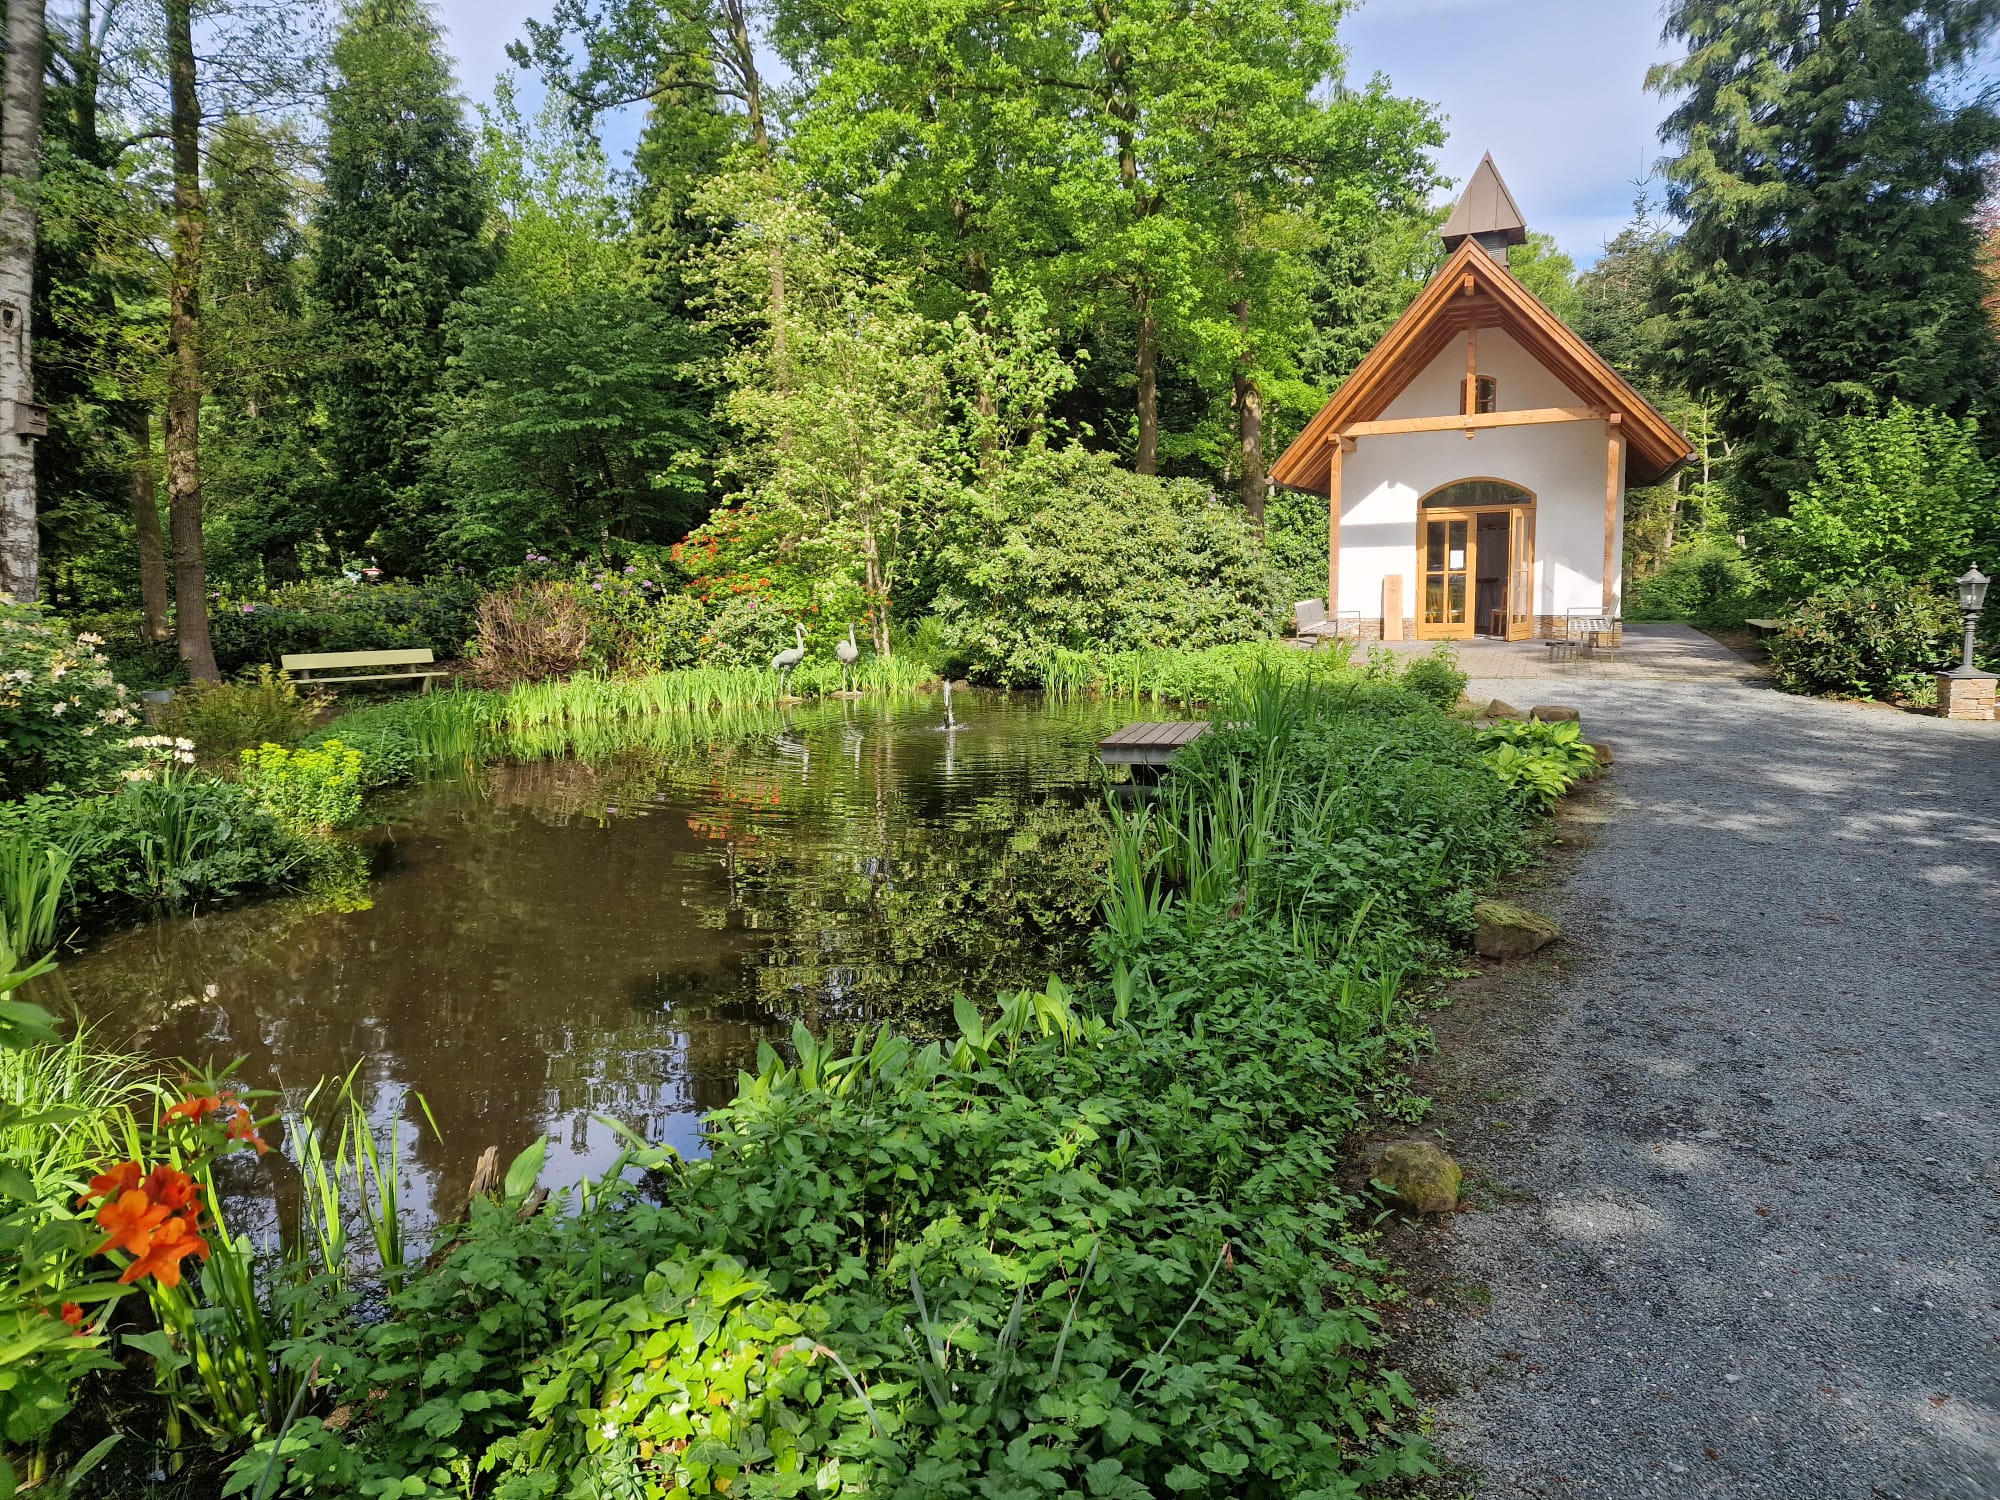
[
  {"x1": 935, "y1": 448, "x2": 1282, "y2": 685},
  {"x1": 239, "y1": 741, "x2": 366, "y2": 835},
  {"x1": 1401, "y1": 647, "x2": 1467, "y2": 710},
  {"x1": 0, "y1": 607, "x2": 143, "y2": 796},
  {"x1": 0, "y1": 835, "x2": 78, "y2": 958},
  {"x1": 1263, "y1": 485, "x2": 1330, "y2": 608},
  {"x1": 1650, "y1": 1, "x2": 2000, "y2": 506},
  {"x1": 1766, "y1": 578, "x2": 1962, "y2": 700},
  {"x1": 1476, "y1": 719, "x2": 1600, "y2": 809},
  {"x1": 1623, "y1": 545, "x2": 1769, "y2": 629},
  {"x1": 315, "y1": 0, "x2": 493, "y2": 572},
  {"x1": 221, "y1": 674, "x2": 1549, "y2": 1498},
  {"x1": 1756, "y1": 403, "x2": 1997, "y2": 599},
  {"x1": 156, "y1": 667, "x2": 326, "y2": 762}
]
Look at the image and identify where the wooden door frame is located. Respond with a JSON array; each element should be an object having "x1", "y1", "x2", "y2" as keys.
[{"x1": 1415, "y1": 479, "x2": 1537, "y2": 641}]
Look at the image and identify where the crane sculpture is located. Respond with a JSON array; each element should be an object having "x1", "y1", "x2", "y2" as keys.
[
  {"x1": 770, "y1": 623, "x2": 807, "y2": 695},
  {"x1": 834, "y1": 623, "x2": 861, "y2": 692}
]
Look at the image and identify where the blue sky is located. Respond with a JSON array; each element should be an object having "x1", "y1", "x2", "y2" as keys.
[{"x1": 431, "y1": 0, "x2": 1683, "y2": 267}]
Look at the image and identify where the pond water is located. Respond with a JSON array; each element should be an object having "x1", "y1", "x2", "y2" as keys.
[{"x1": 33, "y1": 692, "x2": 1127, "y2": 1232}]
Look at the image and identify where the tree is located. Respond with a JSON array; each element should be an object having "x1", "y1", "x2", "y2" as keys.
[
  {"x1": 434, "y1": 98, "x2": 717, "y2": 569},
  {"x1": 163, "y1": 0, "x2": 217, "y2": 676},
  {"x1": 0, "y1": 0, "x2": 47, "y2": 603},
  {"x1": 1649, "y1": 0, "x2": 2000, "y2": 508},
  {"x1": 315, "y1": 0, "x2": 489, "y2": 574}
]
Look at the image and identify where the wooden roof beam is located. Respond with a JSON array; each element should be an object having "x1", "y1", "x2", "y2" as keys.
[{"x1": 1343, "y1": 406, "x2": 1610, "y2": 439}]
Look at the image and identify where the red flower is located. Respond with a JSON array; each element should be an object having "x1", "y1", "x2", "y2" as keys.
[
  {"x1": 225, "y1": 1103, "x2": 269, "y2": 1155},
  {"x1": 142, "y1": 1164, "x2": 202, "y2": 1214},
  {"x1": 60, "y1": 1302, "x2": 84, "y2": 1331},
  {"x1": 162, "y1": 1093, "x2": 222, "y2": 1126}
]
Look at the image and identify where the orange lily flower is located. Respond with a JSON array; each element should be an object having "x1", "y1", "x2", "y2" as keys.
[
  {"x1": 224, "y1": 1104, "x2": 269, "y2": 1154},
  {"x1": 119, "y1": 1214, "x2": 209, "y2": 1288},
  {"x1": 141, "y1": 1164, "x2": 202, "y2": 1214},
  {"x1": 93, "y1": 1187, "x2": 170, "y2": 1257},
  {"x1": 59, "y1": 1303, "x2": 84, "y2": 1330},
  {"x1": 162, "y1": 1093, "x2": 222, "y2": 1126},
  {"x1": 78, "y1": 1160, "x2": 142, "y2": 1208}
]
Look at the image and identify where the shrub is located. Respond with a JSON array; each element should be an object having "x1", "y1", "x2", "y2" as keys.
[
  {"x1": 1625, "y1": 544, "x2": 1754, "y2": 618},
  {"x1": 1767, "y1": 578, "x2": 1961, "y2": 699},
  {"x1": 1402, "y1": 645, "x2": 1468, "y2": 708},
  {"x1": 206, "y1": 579, "x2": 481, "y2": 675},
  {"x1": 1756, "y1": 403, "x2": 1996, "y2": 600},
  {"x1": 934, "y1": 446, "x2": 1283, "y2": 684},
  {"x1": 1477, "y1": 718, "x2": 1601, "y2": 808},
  {"x1": 155, "y1": 666, "x2": 326, "y2": 762},
  {"x1": 574, "y1": 563, "x2": 707, "y2": 673},
  {"x1": 1263, "y1": 484, "x2": 1330, "y2": 607},
  {"x1": 694, "y1": 592, "x2": 803, "y2": 668},
  {"x1": 0, "y1": 606, "x2": 142, "y2": 795},
  {"x1": 470, "y1": 580, "x2": 594, "y2": 684},
  {"x1": 239, "y1": 740, "x2": 365, "y2": 834}
]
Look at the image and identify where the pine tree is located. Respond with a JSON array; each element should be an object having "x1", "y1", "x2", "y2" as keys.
[
  {"x1": 315, "y1": 0, "x2": 489, "y2": 573},
  {"x1": 1649, "y1": 0, "x2": 2000, "y2": 508}
]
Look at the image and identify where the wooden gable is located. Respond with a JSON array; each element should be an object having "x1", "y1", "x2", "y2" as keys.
[{"x1": 1270, "y1": 239, "x2": 1692, "y2": 494}]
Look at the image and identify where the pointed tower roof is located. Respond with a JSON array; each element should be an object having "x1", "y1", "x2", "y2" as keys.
[{"x1": 1440, "y1": 153, "x2": 1528, "y2": 254}]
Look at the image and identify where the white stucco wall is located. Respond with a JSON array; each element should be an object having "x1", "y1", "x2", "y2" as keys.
[{"x1": 1334, "y1": 329, "x2": 1624, "y2": 625}]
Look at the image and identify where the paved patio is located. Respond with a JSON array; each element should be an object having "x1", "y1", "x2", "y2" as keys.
[{"x1": 1326, "y1": 621, "x2": 1771, "y2": 684}]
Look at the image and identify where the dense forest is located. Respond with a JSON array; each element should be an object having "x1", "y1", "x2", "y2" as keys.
[{"x1": 0, "y1": 0, "x2": 1994, "y2": 691}]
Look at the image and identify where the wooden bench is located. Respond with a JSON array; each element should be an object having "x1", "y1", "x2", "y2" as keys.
[
  {"x1": 281, "y1": 648, "x2": 447, "y2": 692},
  {"x1": 1293, "y1": 599, "x2": 1362, "y2": 649},
  {"x1": 1743, "y1": 617, "x2": 1783, "y2": 639}
]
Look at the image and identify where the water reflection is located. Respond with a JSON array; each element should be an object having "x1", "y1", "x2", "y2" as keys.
[{"x1": 35, "y1": 693, "x2": 1123, "y2": 1231}]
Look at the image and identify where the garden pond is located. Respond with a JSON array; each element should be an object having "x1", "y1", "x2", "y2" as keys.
[{"x1": 29, "y1": 691, "x2": 1131, "y2": 1234}]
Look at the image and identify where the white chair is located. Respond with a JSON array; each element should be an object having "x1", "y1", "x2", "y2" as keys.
[{"x1": 1294, "y1": 600, "x2": 1362, "y2": 648}]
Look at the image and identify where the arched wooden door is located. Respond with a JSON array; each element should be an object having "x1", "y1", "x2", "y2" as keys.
[{"x1": 1416, "y1": 479, "x2": 1535, "y2": 642}]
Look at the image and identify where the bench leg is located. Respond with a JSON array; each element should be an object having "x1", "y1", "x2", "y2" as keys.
[{"x1": 421, "y1": 673, "x2": 433, "y2": 694}]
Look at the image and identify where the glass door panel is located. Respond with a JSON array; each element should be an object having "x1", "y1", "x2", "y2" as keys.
[
  {"x1": 1419, "y1": 516, "x2": 1474, "y2": 638},
  {"x1": 1506, "y1": 507, "x2": 1535, "y2": 641}
]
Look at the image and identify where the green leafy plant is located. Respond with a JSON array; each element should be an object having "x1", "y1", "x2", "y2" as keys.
[
  {"x1": 1477, "y1": 718, "x2": 1600, "y2": 808},
  {"x1": 157, "y1": 666, "x2": 327, "y2": 762},
  {"x1": 1766, "y1": 577, "x2": 1962, "y2": 699},
  {"x1": 1401, "y1": 645, "x2": 1468, "y2": 708},
  {"x1": 238, "y1": 741, "x2": 366, "y2": 835}
]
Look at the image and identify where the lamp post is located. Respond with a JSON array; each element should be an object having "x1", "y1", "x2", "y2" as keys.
[{"x1": 1952, "y1": 566, "x2": 1989, "y2": 677}]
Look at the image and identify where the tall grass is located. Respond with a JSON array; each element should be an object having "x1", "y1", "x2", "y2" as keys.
[{"x1": 1038, "y1": 638, "x2": 1362, "y2": 704}]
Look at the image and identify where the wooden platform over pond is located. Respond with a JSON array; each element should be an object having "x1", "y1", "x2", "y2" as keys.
[{"x1": 1098, "y1": 720, "x2": 1210, "y2": 768}]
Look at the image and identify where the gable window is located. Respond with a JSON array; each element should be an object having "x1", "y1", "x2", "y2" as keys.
[
  {"x1": 1422, "y1": 478, "x2": 1533, "y2": 510},
  {"x1": 1461, "y1": 374, "x2": 1498, "y2": 414}
]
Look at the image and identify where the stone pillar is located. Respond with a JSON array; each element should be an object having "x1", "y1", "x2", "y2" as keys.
[{"x1": 1934, "y1": 673, "x2": 1996, "y2": 720}]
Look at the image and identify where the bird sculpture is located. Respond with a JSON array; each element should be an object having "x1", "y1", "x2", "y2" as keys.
[
  {"x1": 770, "y1": 623, "x2": 807, "y2": 694},
  {"x1": 834, "y1": 623, "x2": 861, "y2": 691}
]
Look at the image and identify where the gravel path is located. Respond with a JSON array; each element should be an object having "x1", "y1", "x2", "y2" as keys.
[{"x1": 1432, "y1": 645, "x2": 1999, "y2": 1499}]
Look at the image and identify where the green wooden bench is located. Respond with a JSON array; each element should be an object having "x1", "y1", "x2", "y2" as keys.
[
  {"x1": 1743, "y1": 617, "x2": 1783, "y2": 639},
  {"x1": 281, "y1": 648, "x2": 447, "y2": 692}
]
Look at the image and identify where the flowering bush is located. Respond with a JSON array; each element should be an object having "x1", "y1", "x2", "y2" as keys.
[
  {"x1": 239, "y1": 739, "x2": 365, "y2": 834},
  {"x1": 0, "y1": 605, "x2": 142, "y2": 795},
  {"x1": 156, "y1": 666, "x2": 325, "y2": 760},
  {"x1": 1767, "y1": 577, "x2": 1962, "y2": 700}
]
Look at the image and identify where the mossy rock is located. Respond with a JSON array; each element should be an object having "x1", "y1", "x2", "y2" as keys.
[
  {"x1": 1482, "y1": 698, "x2": 1525, "y2": 721},
  {"x1": 1473, "y1": 899, "x2": 1561, "y2": 959},
  {"x1": 1588, "y1": 741, "x2": 1614, "y2": 766},
  {"x1": 1373, "y1": 1140, "x2": 1462, "y2": 1214},
  {"x1": 1529, "y1": 704, "x2": 1580, "y2": 723}
]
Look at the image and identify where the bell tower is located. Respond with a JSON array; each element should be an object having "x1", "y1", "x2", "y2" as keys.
[{"x1": 1439, "y1": 153, "x2": 1528, "y2": 264}]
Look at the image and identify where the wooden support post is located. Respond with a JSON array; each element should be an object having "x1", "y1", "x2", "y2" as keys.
[
  {"x1": 1326, "y1": 440, "x2": 1343, "y2": 613},
  {"x1": 1604, "y1": 422, "x2": 1624, "y2": 615},
  {"x1": 1463, "y1": 326, "x2": 1478, "y2": 428}
]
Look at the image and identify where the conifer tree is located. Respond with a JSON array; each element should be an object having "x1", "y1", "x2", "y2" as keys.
[
  {"x1": 315, "y1": 0, "x2": 489, "y2": 572},
  {"x1": 1649, "y1": 0, "x2": 2000, "y2": 507}
]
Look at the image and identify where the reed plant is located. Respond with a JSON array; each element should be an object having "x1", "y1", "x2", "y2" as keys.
[{"x1": 0, "y1": 833, "x2": 77, "y2": 956}]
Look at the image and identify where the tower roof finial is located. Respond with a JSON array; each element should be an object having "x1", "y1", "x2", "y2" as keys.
[{"x1": 1440, "y1": 153, "x2": 1528, "y2": 258}]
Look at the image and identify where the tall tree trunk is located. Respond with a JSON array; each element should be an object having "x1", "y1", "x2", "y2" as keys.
[
  {"x1": 164, "y1": 0, "x2": 216, "y2": 680},
  {"x1": 1135, "y1": 300, "x2": 1158, "y2": 475},
  {"x1": 0, "y1": 0, "x2": 45, "y2": 603},
  {"x1": 1231, "y1": 297, "x2": 1264, "y2": 522},
  {"x1": 129, "y1": 409, "x2": 170, "y2": 641}
]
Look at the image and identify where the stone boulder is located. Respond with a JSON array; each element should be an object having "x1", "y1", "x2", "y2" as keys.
[
  {"x1": 1371, "y1": 1140, "x2": 1462, "y2": 1214},
  {"x1": 1473, "y1": 899, "x2": 1561, "y2": 959},
  {"x1": 1529, "y1": 704, "x2": 1580, "y2": 723},
  {"x1": 1588, "y1": 741, "x2": 1614, "y2": 767},
  {"x1": 1482, "y1": 698, "x2": 1526, "y2": 721}
]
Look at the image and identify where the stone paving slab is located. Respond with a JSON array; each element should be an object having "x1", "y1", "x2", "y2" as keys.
[
  {"x1": 1321, "y1": 622, "x2": 1771, "y2": 683},
  {"x1": 1428, "y1": 675, "x2": 1999, "y2": 1499}
]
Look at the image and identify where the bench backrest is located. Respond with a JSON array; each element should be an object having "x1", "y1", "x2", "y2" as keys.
[
  {"x1": 281, "y1": 648, "x2": 435, "y2": 671},
  {"x1": 1293, "y1": 599, "x2": 1328, "y2": 630}
]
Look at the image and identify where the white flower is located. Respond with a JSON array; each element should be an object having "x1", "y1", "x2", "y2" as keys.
[
  {"x1": 76, "y1": 632, "x2": 103, "y2": 645},
  {"x1": 49, "y1": 700, "x2": 65, "y2": 715},
  {"x1": 173, "y1": 737, "x2": 195, "y2": 751},
  {"x1": 176, "y1": 751, "x2": 195, "y2": 764},
  {"x1": 48, "y1": 664, "x2": 65, "y2": 681},
  {"x1": 79, "y1": 725, "x2": 96, "y2": 737}
]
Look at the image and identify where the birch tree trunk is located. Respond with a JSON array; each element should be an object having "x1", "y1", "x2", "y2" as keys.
[
  {"x1": 0, "y1": 0, "x2": 45, "y2": 603},
  {"x1": 129, "y1": 409, "x2": 170, "y2": 641},
  {"x1": 164, "y1": 0, "x2": 217, "y2": 680}
]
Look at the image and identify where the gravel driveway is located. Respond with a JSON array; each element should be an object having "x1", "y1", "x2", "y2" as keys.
[{"x1": 1431, "y1": 640, "x2": 1999, "y2": 1499}]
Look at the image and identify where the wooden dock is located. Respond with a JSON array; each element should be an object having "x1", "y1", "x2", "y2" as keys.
[{"x1": 1097, "y1": 720, "x2": 1209, "y2": 769}]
